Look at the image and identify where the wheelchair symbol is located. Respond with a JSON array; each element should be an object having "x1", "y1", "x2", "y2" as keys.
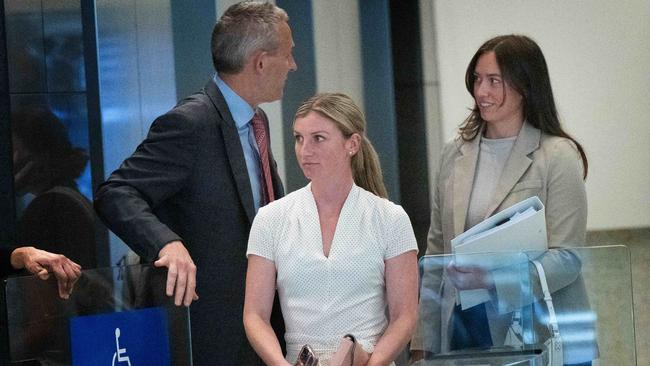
[{"x1": 112, "y1": 328, "x2": 132, "y2": 366}]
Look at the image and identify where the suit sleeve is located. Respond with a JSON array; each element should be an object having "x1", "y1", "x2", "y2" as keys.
[
  {"x1": 493, "y1": 138, "x2": 587, "y2": 313},
  {"x1": 1, "y1": 246, "x2": 18, "y2": 278},
  {"x1": 530, "y1": 138, "x2": 587, "y2": 295},
  {"x1": 544, "y1": 139, "x2": 587, "y2": 248},
  {"x1": 94, "y1": 110, "x2": 200, "y2": 261},
  {"x1": 425, "y1": 141, "x2": 456, "y2": 256}
]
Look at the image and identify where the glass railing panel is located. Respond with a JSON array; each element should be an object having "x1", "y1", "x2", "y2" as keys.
[
  {"x1": 566, "y1": 245, "x2": 635, "y2": 365},
  {"x1": 1, "y1": 264, "x2": 191, "y2": 365},
  {"x1": 413, "y1": 251, "x2": 546, "y2": 365},
  {"x1": 413, "y1": 245, "x2": 635, "y2": 365}
]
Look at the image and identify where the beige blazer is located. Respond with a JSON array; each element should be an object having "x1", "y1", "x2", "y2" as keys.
[{"x1": 413, "y1": 123, "x2": 597, "y2": 363}]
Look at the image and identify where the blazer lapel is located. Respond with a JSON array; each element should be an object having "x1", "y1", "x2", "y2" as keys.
[
  {"x1": 452, "y1": 137, "x2": 480, "y2": 236},
  {"x1": 484, "y1": 122, "x2": 541, "y2": 217},
  {"x1": 204, "y1": 80, "x2": 256, "y2": 223}
]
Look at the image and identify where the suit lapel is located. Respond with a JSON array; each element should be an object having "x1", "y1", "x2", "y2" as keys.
[
  {"x1": 452, "y1": 137, "x2": 480, "y2": 236},
  {"x1": 484, "y1": 122, "x2": 541, "y2": 217},
  {"x1": 204, "y1": 80, "x2": 256, "y2": 223}
]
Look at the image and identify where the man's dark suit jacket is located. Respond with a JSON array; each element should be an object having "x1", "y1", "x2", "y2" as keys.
[
  {"x1": 1, "y1": 246, "x2": 17, "y2": 278},
  {"x1": 94, "y1": 79, "x2": 285, "y2": 365}
]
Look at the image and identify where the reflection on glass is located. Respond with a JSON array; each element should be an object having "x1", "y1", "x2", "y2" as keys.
[
  {"x1": 4, "y1": 264, "x2": 191, "y2": 365},
  {"x1": 10, "y1": 93, "x2": 93, "y2": 200},
  {"x1": 414, "y1": 249, "x2": 604, "y2": 365},
  {"x1": 12, "y1": 107, "x2": 97, "y2": 269},
  {"x1": 4, "y1": 0, "x2": 99, "y2": 271},
  {"x1": 4, "y1": 0, "x2": 47, "y2": 93},
  {"x1": 43, "y1": 0, "x2": 86, "y2": 92}
]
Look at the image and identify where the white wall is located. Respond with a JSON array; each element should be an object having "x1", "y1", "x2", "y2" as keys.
[
  {"x1": 311, "y1": 0, "x2": 364, "y2": 108},
  {"x1": 429, "y1": 0, "x2": 650, "y2": 230}
]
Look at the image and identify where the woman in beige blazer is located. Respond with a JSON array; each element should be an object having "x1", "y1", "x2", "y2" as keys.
[{"x1": 411, "y1": 35, "x2": 597, "y2": 366}]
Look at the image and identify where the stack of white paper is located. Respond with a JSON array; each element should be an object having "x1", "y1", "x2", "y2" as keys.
[{"x1": 451, "y1": 196, "x2": 547, "y2": 309}]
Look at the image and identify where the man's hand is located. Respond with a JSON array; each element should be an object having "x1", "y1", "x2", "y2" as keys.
[
  {"x1": 10, "y1": 246, "x2": 82, "y2": 299},
  {"x1": 447, "y1": 261, "x2": 495, "y2": 290},
  {"x1": 154, "y1": 241, "x2": 199, "y2": 306}
]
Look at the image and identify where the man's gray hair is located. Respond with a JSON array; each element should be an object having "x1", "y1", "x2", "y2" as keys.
[{"x1": 211, "y1": 1, "x2": 289, "y2": 74}]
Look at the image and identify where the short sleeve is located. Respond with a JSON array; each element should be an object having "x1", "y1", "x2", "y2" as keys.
[
  {"x1": 246, "y1": 205, "x2": 276, "y2": 261},
  {"x1": 384, "y1": 205, "x2": 418, "y2": 260}
]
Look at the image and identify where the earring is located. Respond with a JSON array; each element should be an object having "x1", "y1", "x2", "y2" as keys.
[{"x1": 349, "y1": 151, "x2": 353, "y2": 156}]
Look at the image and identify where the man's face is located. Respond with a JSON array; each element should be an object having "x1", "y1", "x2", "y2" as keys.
[{"x1": 259, "y1": 21, "x2": 297, "y2": 103}]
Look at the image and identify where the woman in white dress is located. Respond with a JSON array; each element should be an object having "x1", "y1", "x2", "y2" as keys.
[{"x1": 244, "y1": 93, "x2": 419, "y2": 366}]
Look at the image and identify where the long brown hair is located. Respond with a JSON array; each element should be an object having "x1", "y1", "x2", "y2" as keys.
[
  {"x1": 294, "y1": 93, "x2": 388, "y2": 198},
  {"x1": 461, "y1": 35, "x2": 588, "y2": 178}
]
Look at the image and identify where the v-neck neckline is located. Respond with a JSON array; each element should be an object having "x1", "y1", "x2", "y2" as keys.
[{"x1": 307, "y1": 183, "x2": 357, "y2": 259}]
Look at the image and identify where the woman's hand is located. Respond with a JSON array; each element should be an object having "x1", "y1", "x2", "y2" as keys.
[{"x1": 446, "y1": 261, "x2": 494, "y2": 290}]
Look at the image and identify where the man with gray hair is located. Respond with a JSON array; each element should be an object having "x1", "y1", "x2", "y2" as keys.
[{"x1": 94, "y1": 2, "x2": 296, "y2": 364}]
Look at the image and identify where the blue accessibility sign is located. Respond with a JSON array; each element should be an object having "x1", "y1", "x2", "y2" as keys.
[{"x1": 70, "y1": 307, "x2": 171, "y2": 365}]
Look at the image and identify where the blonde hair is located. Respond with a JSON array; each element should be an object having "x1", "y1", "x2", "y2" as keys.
[{"x1": 294, "y1": 93, "x2": 388, "y2": 199}]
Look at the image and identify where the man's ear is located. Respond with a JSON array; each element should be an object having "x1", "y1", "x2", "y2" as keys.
[{"x1": 252, "y1": 50, "x2": 267, "y2": 73}]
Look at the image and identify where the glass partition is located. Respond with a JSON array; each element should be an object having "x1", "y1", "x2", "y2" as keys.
[
  {"x1": 575, "y1": 245, "x2": 636, "y2": 365},
  {"x1": 1, "y1": 264, "x2": 191, "y2": 365},
  {"x1": 412, "y1": 245, "x2": 635, "y2": 365}
]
